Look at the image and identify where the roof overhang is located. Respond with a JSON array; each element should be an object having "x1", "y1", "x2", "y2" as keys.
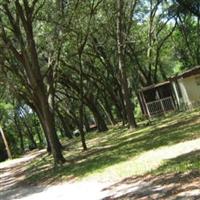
[
  {"x1": 169, "y1": 65, "x2": 200, "y2": 81},
  {"x1": 139, "y1": 80, "x2": 170, "y2": 92}
]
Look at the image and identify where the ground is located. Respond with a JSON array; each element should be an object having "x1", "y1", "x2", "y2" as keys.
[{"x1": 0, "y1": 110, "x2": 200, "y2": 200}]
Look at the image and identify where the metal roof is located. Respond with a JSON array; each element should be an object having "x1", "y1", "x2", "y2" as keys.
[
  {"x1": 139, "y1": 66, "x2": 200, "y2": 92},
  {"x1": 169, "y1": 65, "x2": 200, "y2": 80},
  {"x1": 139, "y1": 80, "x2": 170, "y2": 92}
]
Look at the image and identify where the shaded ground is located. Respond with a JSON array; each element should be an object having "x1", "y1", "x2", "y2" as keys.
[
  {"x1": 0, "y1": 150, "x2": 46, "y2": 200},
  {"x1": 0, "y1": 110, "x2": 200, "y2": 199},
  {"x1": 0, "y1": 143, "x2": 200, "y2": 200},
  {"x1": 21, "y1": 110, "x2": 200, "y2": 186},
  {"x1": 102, "y1": 171, "x2": 200, "y2": 200}
]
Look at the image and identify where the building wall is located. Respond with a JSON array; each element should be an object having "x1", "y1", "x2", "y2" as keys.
[{"x1": 178, "y1": 74, "x2": 200, "y2": 106}]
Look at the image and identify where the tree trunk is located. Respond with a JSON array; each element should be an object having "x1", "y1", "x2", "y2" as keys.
[
  {"x1": 104, "y1": 98, "x2": 116, "y2": 125},
  {"x1": 22, "y1": 117, "x2": 37, "y2": 150},
  {"x1": 0, "y1": 126, "x2": 12, "y2": 159},
  {"x1": 34, "y1": 122, "x2": 44, "y2": 146},
  {"x1": 14, "y1": 115, "x2": 24, "y2": 152},
  {"x1": 78, "y1": 109, "x2": 87, "y2": 151},
  {"x1": 36, "y1": 92, "x2": 65, "y2": 165},
  {"x1": 41, "y1": 107, "x2": 65, "y2": 164},
  {"x1": 57, "y1": 110, "x2": 73, "y2": 139},
  {"x1": 117, "y1": 0, "x2": 137, "y2": 129},
  {"x1": 118, "y1": 82, "x2": 128, "y2": 125},
  {"x1": 98, "y1": 99, "x2": 115, "y2": 126},
  {"x1": 79, "y1": 55, "x2": 87, "y2": 151},
  {"x1": 197, "y1": 12, "x2": 200, "y2": 64},
  {"x1": 86, "y1": 98, "x2": 108, "y2": 132},
  {"x1": 109, "y1": 91, "x2": 124, "y2": 121},
  {"x1": 37, "y1": 112, "x2": 53, "y2": 153},
  {"x1": 1, "y1": 1, "x2": 65, "y2": 165},
  {"x1": 84, "y1": 114, "x2": 90, "y2": 132}
]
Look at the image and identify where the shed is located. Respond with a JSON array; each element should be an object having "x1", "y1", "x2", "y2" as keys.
[
  {"x1": 170, "y1": 65, "x2": 200, "y2": 109},
  {"x1": 138, "y1": 81, "x2": 176, "y2": 117},
  {"x1": 138, "y1": 66, "x2": 200, "y2": 118}
]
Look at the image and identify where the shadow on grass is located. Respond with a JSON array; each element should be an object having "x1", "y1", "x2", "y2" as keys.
[
  {"x1": 101, "y1": 170, "x2": 200, "y2": 200},
  {"x1": 153, "y1": 149, "x2": 200, "y2": 174},
  {"x1": 101, "y1": 149, "x2": 200, "y2": 199},
  {"x1": 22, "y1": 111, "x2": 200, "y2": 185}
]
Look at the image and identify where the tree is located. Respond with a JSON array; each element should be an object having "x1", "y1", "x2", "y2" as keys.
[
  {"x1": 0, "y1": 1, "x2": 65, "y2": 165},
  {"x1": 117, "y1": 0, "x2": 137, "y2": 129},
  {"x1": 170, "y1": 1, "x2": 200, "y2": 67},
  {"x1": 175, "y1": 0, "x2": 200, "y2": 18},
  {"x1": 0, "y1": 101, "x2": 13, "y2": 160}
]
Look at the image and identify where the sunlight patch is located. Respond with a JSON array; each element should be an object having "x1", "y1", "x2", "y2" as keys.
[
  {"x1": 176, "y1": 189, "x2": 200, "y2": 198},
  {"x1": 99, "y1": 138, "x2": 200, "y2": 179}
]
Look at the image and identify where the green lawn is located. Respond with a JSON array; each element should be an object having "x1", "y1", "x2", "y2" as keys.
[{"x1": 25, "y1": 109, "x2": 200, "y2": 185}]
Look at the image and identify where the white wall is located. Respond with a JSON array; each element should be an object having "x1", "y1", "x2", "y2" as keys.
[{"x1": 178, "y1": 74, "x2": 200, "y2": 106}]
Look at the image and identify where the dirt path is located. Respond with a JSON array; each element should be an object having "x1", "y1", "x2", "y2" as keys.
[
  {"x1": 0, "y1": 150, "x2": 47, "y2": 200},
  {"x1": 0, "y1": 150, "x2": 200, "y2": 200}
]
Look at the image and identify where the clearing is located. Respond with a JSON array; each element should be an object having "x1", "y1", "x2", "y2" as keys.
[{"x1": 0, "y1": 110, "x2": 200, "y2": 200}]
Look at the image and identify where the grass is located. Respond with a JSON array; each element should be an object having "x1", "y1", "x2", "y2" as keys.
[
  {"x1": 24, "y1": 109, "x2": 200, "y2": 185},
  {"x1": 154, "y1": 149, "x2": 200, "y2": 174}
]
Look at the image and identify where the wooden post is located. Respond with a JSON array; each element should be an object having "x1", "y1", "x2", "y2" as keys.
[
  {"x1": 160, "y1": 99, "x2": 165, "y2": 115},
  {"x1": 157, "y1": 88, "x2": 165, "y2": 115},
  {"x1": 0, "y1": 126, "x2": 12, "y2": 159},
  {"x1": 140, "y1": 91, "x2": 151, "y2": 118}
]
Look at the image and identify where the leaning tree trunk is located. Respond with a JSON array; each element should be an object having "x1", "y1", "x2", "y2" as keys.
[
  {"x1": 98, "y1": 99, "x2": 115, "y2": 126},
  {"x1": 35, "y1": 91, "x2": 65, "y2": 165},
  {"x1": 41, "y1": 106, "x2": 65, "y2": 164},
  {"x1": 0, "y1": 1, "x2": 65, "y2": 165},
  {"x1": 0, "y1": 126, "x2": 12, "y2": 159},
  {"x1": 86, "y1": 98, "x2": 108, "y2": 132},
  {"x1": 103, "y1": 97, "x2": 117, "y2": 125},
  {"x1": 57, "y1": 110, "x2": 73, "y2": 139},
  {"x1": 117, "y1": 0, "x2": 137, "y2": 129}
]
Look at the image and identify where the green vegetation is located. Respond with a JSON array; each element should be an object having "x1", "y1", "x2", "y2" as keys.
[
  {"x1": 0, "y1": 0, "x2": 199, "y2": 170},
  {"x1": 23, "y1": 109, "x2": 200, "y2": 185},
  {"x1": 154, "y1": 150, "x2": 200, "y2": 174}
]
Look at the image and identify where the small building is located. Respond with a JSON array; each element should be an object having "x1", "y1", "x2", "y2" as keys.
[
  {"x1": 138, "y1": 81, "x2": 176, "y2": 117},
  {"x1": 138, "y1": 66, "x2": 200, "y2": 117},
  {"x1": 170, "y1": 66, "x2": 200, "y2": 109}
]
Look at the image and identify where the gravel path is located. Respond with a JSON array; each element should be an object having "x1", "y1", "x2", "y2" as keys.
[{"x1": 0, "y1": 149, "x2": 200, "y2": 200}]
